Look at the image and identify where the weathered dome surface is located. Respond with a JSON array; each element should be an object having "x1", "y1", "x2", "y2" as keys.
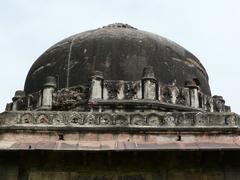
[{"x1": 24, "y1": 23, "x2": 211, "y2": 95}]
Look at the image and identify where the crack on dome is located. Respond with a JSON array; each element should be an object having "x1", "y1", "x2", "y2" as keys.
[{"x1": 102, "y1": 23, "x2": 137, "y2": 30}]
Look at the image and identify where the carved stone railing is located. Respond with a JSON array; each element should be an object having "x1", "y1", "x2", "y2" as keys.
[
  {"x1": 6, "y1": 67, "x2": 231, "y2": 113},
  {"x1": 87, "y1": 67, "x2": 230, "y2": 112}
]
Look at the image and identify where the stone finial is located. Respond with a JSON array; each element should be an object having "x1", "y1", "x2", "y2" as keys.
[
  {"x1": 224, "y1": 105, "x2": 231, "y2": 112},
  {"x1": 12, "y1": 90, "x2": 25, "y2": 111},
  {"x1": 142, "y1": 66, "x2": 155, "y2": 79},
  {"x1": 142, "y1": 66, "x2": 157, "y2": 100},
  {"x1": 102, "y1": 23, "x2": 137, "y2": 30},
  {"x1": 206, "y1": 96, "x2": 214, "y2": 112},
  {"x1": 12, "y1": 90, "x2": 25, "y2": 101},
  {"x1": 5, "y1": 103, "x2": 13, "y2": 111},
  {"x1": 90, "y1": 71, "x2": 104, "y2": 80},
  {"x1": 184, "y1": 80, "x2": 199, "y2": 89},
  {"x1": 184, "y1": 80, "x2": 199, "y2": 109},
  {"x1": 90, "y1": 71, "x2": 104, "y2": 100},
  {"x1": 213, "y1": 95, "x2": 225, "y2": 112},
  {"x1": 43, "y1": 76, "x2": 57, "y2": 88},
  {"x1": 42, "y1": 76, "x2": 57, "y2": 110}
]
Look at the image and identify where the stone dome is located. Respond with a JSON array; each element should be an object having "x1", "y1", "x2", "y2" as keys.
[{"x1": 24, "y1": 23, "x2": 211, "y2": 95}]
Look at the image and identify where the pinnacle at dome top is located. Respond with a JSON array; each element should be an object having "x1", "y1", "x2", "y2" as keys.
[{"x1": 24, "y1": 23, "x2": 211, "y2": 95}]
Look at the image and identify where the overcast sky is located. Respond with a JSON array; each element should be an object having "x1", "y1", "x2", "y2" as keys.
[{"x1": 0, "y1": 0, "x2": 239, "y2": 113}]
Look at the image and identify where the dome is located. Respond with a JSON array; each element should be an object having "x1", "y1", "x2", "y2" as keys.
[{"x1": 24, "y1": 23, "x2": 211, "y2": 95}]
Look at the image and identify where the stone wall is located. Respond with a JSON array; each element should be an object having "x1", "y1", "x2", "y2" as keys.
[{"x1": 1, "y1": 151, "x2": 240, "y2": 180}]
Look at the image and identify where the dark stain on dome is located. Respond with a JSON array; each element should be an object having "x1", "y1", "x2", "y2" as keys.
[{"x1": 24, "y1": 23, "x2": 211, "y2": 95}]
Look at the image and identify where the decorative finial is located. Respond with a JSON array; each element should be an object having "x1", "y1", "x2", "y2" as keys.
[{"x1": 102, "y1": 23, "x2": 137, "y2": 30}]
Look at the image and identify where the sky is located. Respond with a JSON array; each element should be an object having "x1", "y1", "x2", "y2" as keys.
[{"x1": 0, "y1": 0, "x2": 239, "y2": 113}]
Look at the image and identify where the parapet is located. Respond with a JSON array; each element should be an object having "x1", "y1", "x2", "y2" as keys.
[{"x1": 5, "y1": 66, "x2": 230, "y2": 113}]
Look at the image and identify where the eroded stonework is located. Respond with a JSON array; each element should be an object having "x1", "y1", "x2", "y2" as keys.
[
  {"x1": 0, "y1": 111, "x2": 238, "y2": 130},
  {"x1": 1, "y1": 23, "x2": 239, "y2": 180},
  {"x1": 6, "y1": 68, "x2": 230, "y2": 113}
]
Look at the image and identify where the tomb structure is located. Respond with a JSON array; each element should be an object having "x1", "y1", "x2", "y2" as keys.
[{"x1": 0, "y1": 23, "x2": 239, "y2": 180}]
